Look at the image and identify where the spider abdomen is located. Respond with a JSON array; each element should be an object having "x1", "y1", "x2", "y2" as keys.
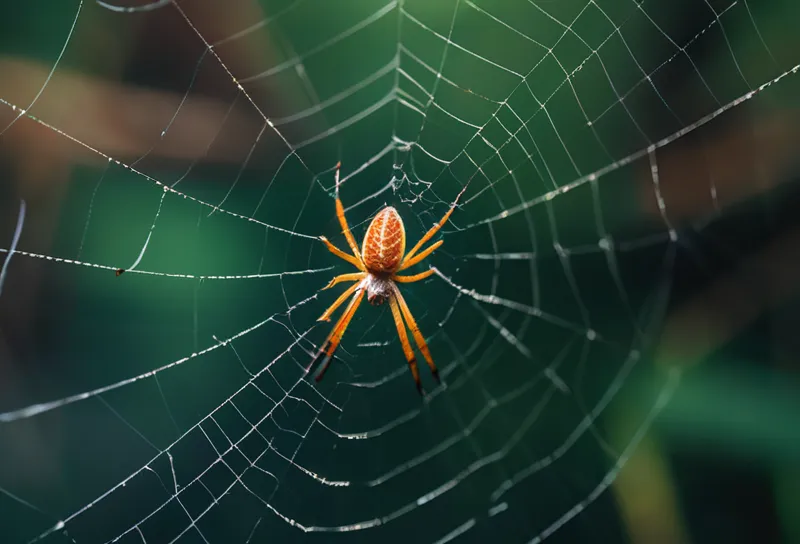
[{"x1": 362, "y1": 206, "x2": 406, "y2": 273}]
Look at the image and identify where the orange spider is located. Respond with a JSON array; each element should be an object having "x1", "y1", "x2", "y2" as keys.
[{"x1": 310, "y1": 163, "x2": 464, "y2": 394}]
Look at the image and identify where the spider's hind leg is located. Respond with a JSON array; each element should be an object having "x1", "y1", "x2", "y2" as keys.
[
  {"x1": 310, "y1": 349, "x2": 335, "y2": 383},
  {"x1": 388, "y1": 295, "x2": 424, "y2": 395},
  {"x1": 309, "y1": 286, "x2": 366, "y2": 382},
  {"x1": 392, "y1": 285, "x2": 440, "y2": 385}
]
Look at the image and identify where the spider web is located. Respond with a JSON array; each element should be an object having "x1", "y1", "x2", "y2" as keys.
[{"x1": 0, "y1": 0, "x2": 797, "y2": 542}]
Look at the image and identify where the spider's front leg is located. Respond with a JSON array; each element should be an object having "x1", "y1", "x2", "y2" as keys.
[
  {"x1": 332, "y1": 162, "x2": 363, "y2": 262},
  {"x1": 320, "y1": 236, "x2": 363, "y2": 270},
  {"x1": 400, "y1": 184, "x2": 467, "y2": 268},
  {"x1": 318, "y1": 163, "x2": 366, "y2": 270}
]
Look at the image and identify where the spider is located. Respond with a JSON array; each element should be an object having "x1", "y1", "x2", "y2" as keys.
[{"x1": 310, "y1": 163, "x2": 464, "y2": 394}]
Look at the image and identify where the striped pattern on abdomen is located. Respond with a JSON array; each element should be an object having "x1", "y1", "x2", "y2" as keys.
[{"x1": 361, "y1": 207, "x2": 406, "y2": 273}]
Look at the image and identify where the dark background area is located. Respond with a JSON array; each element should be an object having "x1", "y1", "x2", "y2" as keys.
[{"x1": 1, "y1": 0, "x2": 799, "y2": 543}]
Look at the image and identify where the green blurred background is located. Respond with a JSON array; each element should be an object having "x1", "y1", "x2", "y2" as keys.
[{"x1": 1, "y1": 0, "x2": 799, "y2": 543}]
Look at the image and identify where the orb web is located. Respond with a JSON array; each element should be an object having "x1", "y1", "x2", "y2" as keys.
[{"x1": 0, "y1": 0, "x2": 796, "y2": 543}]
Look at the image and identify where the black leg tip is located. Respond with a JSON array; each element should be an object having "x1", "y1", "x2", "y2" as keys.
[
  {"x1": 431, "y1": 369, "x2": 441, "y2": 383},
  {"x1": 308, "y1": 344, "x2": 336, "y2": 383},
  {"x1": 314, "y1": 354, "x2": 333, "y2": 382}
]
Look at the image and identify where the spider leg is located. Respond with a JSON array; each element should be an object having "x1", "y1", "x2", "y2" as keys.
[
  {"x1": 392, "y1": 285, "x2": 439, "y2": 384},
  {"x1": 393, "y1": 268, "x2": 436, "y2": 283},
  {"x1": 397, "y1": 240, "x2": 442, "y2": 272},
  {"x1": 319, "y1": 236, "x2": 363, "y2": 270},
  {"x1": 323, "y1": 272, "x2": 366, "y2": 290},
  {"x1": 333, "y1": 162, "x2": 363, "y2": 262},
  {"x1": 401, "y1": 185, "x2": 466, "y2": 266},
  {"x1": 311, "y1": 286, "x2": 365, "y2": 382},
  {"x1": 388, "y1": 294, "x2": 423, "y2": 395},
  {"x1": 317, "y1": 280, "x2": 360, "y2": 322}
]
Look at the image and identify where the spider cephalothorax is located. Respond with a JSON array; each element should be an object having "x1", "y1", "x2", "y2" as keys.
[
  {"x1": 310, "y1": 163, "x2": 465, "y2": 394},
  {"x1": 363, "y1": 273, "x2": 394, "y2": 305}
]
